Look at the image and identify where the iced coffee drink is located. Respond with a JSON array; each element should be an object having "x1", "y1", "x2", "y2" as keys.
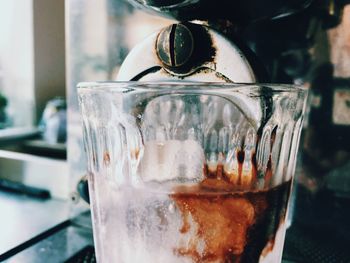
[{"x1": 78, "y1": 82, "x2": 307, "y2": 263}]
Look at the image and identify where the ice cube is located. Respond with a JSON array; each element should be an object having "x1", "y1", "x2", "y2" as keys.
[{"x1": 137, "y1": 139, "x2": 205, "y2": 184}]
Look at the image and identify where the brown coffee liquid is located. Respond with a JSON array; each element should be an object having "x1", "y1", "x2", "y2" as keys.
[{"x1": 170, "y1": 164, "x2": 291, "y2": 263}]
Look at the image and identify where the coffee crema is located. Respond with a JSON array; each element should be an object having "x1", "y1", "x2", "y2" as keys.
[{"x1": 170, "y1": 162, "x2": 291, "y2": 263}]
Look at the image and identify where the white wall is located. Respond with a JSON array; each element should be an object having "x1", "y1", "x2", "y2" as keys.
[
  {"x1": 0, "y1": 0, "x2": 66, "y2": 127},
  {"x1": 0, "y1": 0, "x2": 35, "y2": 127}
]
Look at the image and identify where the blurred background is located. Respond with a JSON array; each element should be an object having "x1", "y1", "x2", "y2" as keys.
[{"x1": 0, "y1": 0, "x2": 349, "y2": 262}]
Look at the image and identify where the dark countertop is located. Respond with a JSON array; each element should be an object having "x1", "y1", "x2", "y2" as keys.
[
  {"x1": 1, "y1": 185, "x2": 350, "y2": 263},
  {"x1": 0, "y1": 190, "x2": 70, "y2": 259},
  {"x1": 6, "y1": 225, "x2": 93, "y2": 263}
]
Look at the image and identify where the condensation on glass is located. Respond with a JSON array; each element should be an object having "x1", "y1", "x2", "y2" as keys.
[{"x1": 78, "y1": 82, "x2": 307, "y2": 263}]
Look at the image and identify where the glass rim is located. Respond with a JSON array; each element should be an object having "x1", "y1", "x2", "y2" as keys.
[{"x1": 77, "y1": 81, "x2": 307, "y2": 94}]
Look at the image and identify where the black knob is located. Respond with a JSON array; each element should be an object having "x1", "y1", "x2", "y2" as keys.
[
  {"x1": 156, "y1": 23, "x2": 194, "y2": 68},
  {"x1": 77, "y1": 175, "x2": 90, "y2": 204}
]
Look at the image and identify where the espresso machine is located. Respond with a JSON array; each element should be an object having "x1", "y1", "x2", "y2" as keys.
[
  {"x1": 63, "y1": 0, "x2": 350, "y2": 262},
  {"x1": 0, "y1": 1, "x2": 348, "y2": 263}
]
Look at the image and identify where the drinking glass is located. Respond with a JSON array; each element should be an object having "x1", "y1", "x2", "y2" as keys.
[{"x1": 78, "y1": 82, "x2": 307, "y2": 263}]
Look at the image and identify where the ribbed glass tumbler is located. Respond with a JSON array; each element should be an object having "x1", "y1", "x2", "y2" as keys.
[{"x1": 78, "y1": 82, "x2": 307, "y2": 263}]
